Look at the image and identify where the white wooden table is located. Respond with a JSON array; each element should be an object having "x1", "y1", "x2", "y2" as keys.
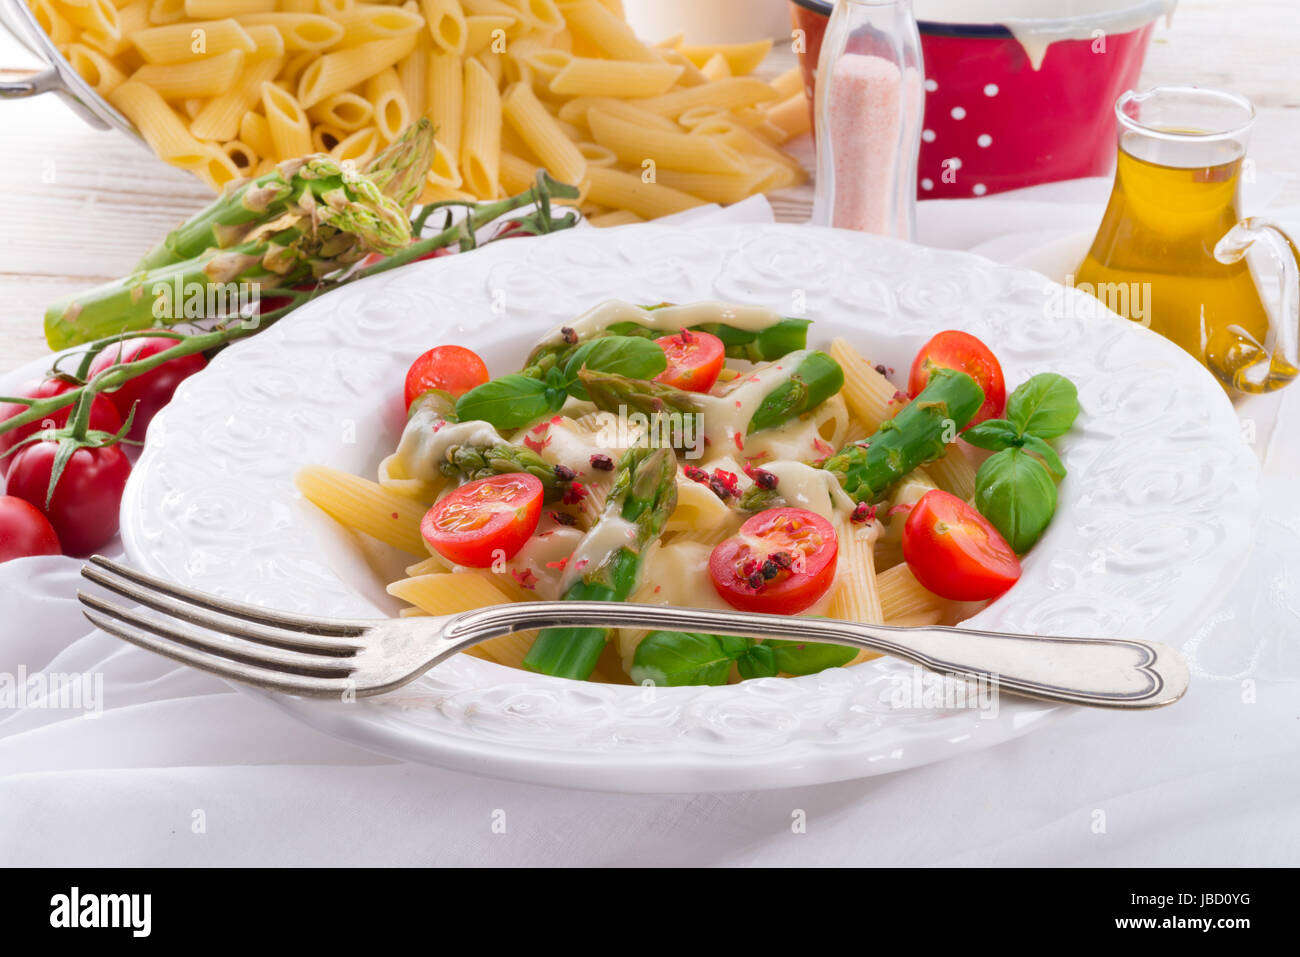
[{"x1": 2, "y1": 0, "x2": 1297, "y2": 376}]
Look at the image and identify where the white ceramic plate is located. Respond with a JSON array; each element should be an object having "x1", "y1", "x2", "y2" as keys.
[{"x1": 120, "y1": 224, "x2": 1259, "y2": 792}]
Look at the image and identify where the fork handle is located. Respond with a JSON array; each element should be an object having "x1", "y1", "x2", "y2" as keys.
[{"x1": 442, "y1": 602, "x2": 1188, "y2": 709}]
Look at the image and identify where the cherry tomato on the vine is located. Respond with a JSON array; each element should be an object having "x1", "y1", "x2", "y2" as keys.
[
  {"x1": 5, "y1": 441, "x2": 132, "y2": 557},
  {"x1": 0, "y1": 378, "x2": 121, "y2": 476},
  {"x1": 0, "y1": 496, "x2": 61, "y2": 562},
  {"x1": 88, "y1": 336, "x2": 207, "y2": 441}
]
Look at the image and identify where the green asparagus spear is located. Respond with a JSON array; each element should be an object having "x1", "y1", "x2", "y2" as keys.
[
  {"x1": 742, "y1": 366, "x2": 984, "y2": 510},
  {"x1": 523, "y1": 444, "x2": 678, "y2": 679},
  {"x1": 747, "y1": 350, "x2": 845, "y2": 433},
  {"x1": 134, "y1": 119, "x2": 435, "y2": 271},
  {"x1": 45, "y1": 123, "x2": 438, "y2": 350},
  {"x1": 576, "y1": 350, "x2": 843, "y2": 435}
]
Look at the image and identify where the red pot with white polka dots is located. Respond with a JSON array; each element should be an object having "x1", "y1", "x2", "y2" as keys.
[{"x1": 790, "y1": 0, "x2": 1175, "y2": 199}]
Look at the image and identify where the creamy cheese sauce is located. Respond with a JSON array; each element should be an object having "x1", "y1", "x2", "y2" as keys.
[
  {"x1": 559, "y1": 513, "x2": 641, "y2": 594},
  {"x1": 381, "y1": 406, "x2": 506, "y2": 485}
]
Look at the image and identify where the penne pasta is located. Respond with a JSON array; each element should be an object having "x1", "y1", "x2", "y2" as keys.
[
  {"x1": 261, "y1": 80, "x2": 312, "y2": 158},
  {"x1": 62, "y1": 42, "x2": 128, "y2": 94},
  {"x1": 501, "y1": 80, "x2": 586, "y2": 185},
  {"x1": 830, "y1": 337, "x2": 909, "y2": 434},
  {"x1": 130, "y1": 18, "x2": 256, "y2": 63},
  {"x1": 560, "y1": 0, "x2": 656, "y2": 62},
  {"x1": 678, "y1": 38, "x2": 773, "y2": 76},
  {"x1": 130, "y1": 47, "x2": 244, "y2": 98},
  {"x1": 418, "y1": 0, "x2": 466, "y2": 54},
  {"x1": 330, "y1": 3, "x2": 424, "y2": 47},
  {"x1": 462, "y1": 13, "x2": 511, "y2": 55},
  {"x1": 459, "y1": 55, "x2": 501, "y2": 197},
  {"x1": 107, "y1": 79, "x2": 209, "y2": 166},
  {"x1": 765, "y1": 90, "x2": 812, "y2": 143},
  {"x1": 183, "y1": 0, "x2": 273, "y2": 15},
  {"x1": 329, "y1": 125, "x2": 381, "y2": 165},
  {"x1": 827, "y1": 519, "x2": 885, "y2": 665},
  {"x1": 583, "y1": 165, "x2": 704, "y2": 218},
  {"x1": 296, "y1": 465, "x2": 429, "y2": 556},
  {"x1": 236, "y1": 12, "x2": 343, "y2": 50},
  {"x1": 635, "y1": 77, "x2": 779, "y2": 118},
  {"x1": 877, "y1": 563, "x2": 945, "y2": 625},
  {"x1": 365, "y1": 67, "x2": 411, "y2": 142},
  {"x1": 548, "y1": 56, "x2": 680, "y2": 98},
  {"x1": 587, "y1": 107, "x2": 745, "y2": 174},
  {"x1": 306, "y1": 90, "x2": 374, "y2": 131},
  {"x1": 295, "y1": 31, "x2": 416, "y2": 107}
]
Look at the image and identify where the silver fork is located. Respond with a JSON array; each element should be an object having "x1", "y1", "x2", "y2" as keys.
[{"x1": 77, "y1": 555, "x2": 1189, "y2": 709}]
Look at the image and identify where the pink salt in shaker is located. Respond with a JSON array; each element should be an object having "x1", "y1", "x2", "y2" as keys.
[{"x1": 811, "y1": 0, "x2": 925, "y2": 240}]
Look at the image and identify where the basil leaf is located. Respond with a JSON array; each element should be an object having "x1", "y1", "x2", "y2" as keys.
[
  {"x1": 961, "y1": 418, "x2": 1022, "y2": 452},
  {"x1": 630, "y1": 631, "x2": 750, "y2": 686},
  {"x1": 736, "y1": 642, "x2": 778, "y2": 680},
  {"x1": 974, "y1": 447, "x2": 1058, "y2": 553},
  {"x1": 766, "y1": 638, "x2": 856, "y2": 675},
  {"x1": 564, "y1": 335, "x2": 667, "y2": 400},
  {"x1": 455, "y1": 374, "x2": 554, "y2": 430},
  {"x1": 1020, "y1": 433, "x2": 1066, "y2": 479},
  {"x1": 1006, "y1": 373, "x2": 1079, "y2": 439}
]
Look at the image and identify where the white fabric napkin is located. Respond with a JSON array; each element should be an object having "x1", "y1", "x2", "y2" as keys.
[{"x1": 2, "y1": 185, "x2": 1298, "y2": 867}]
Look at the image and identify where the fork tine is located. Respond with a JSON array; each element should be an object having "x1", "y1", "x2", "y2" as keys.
[
  {"x1": 80, "y1": 605, "x2": 357, "y2": 698},
  {"x1": 84, "y1": 555, "x2": 370, "y2": 637},
  {"x1": 79, "y1": 592, "x2": 357, "y2": 678},
  {"x1": 81, "y1": 562, "x2": 364, "y2": 655}
]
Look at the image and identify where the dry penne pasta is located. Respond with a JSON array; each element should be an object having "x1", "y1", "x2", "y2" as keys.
[
  {"x1": 130, "y1": 47, "x2": 244, "y2": 98},
  {"x1": 236, "y1": 12, "x2": 343, "y2": 50},
  {"x1": 43, "y1": 0, "x2": 807, "y2": 219},
  {"x1": 107, "y1": 79, "x2": 208, "y2": 165},
  {"x1": 459, "y1": 55, "x2": 501, "y2": 196},
  {"x1": 296, "y1": 32, "x2": 416, "y2": 107},
  {"x1": 548, "y1": 56, "x2": 680, "y2": 97},
  {"x1": 130, "y1": 18, "x2": 256, "y2": 63},
  {"x1": 501, "y1": 80, "x2": 586, "y2": 185}
]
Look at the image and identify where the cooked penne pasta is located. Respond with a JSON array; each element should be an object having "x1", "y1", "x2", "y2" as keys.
[
  {"x1": 877, "y1": 563, "x2": 945, "y2": 625},
  {"x1": 830, "y1": 337, "x2": 909, "y2": 433},
  {"x1": 296, "y1": 465, "x2": 429, "y2": 556},
  {"x1": 827, "y1": 519, "x2": 886, "y2": 665}
]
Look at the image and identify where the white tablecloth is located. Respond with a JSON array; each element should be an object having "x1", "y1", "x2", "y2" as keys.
[{"x1": 3, "y1": 185, "x2": 1298, "y2": 867}]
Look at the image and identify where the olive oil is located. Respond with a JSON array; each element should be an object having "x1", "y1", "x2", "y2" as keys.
[{"x1": 1077, "y1": 131, "x2": 1296, "y2": 394}]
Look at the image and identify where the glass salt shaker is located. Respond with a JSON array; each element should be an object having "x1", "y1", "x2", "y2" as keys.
[{"x1": 811, "y1": 0, "x2": 925, "y2": 240}]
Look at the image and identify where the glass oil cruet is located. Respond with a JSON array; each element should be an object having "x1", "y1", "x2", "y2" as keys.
[
  {"x1": 1076, "y1": 87, "x2": 1300, "y2": 395},
  {"x1": 810, "y1": 0, "x2": 925, "y2": 240}
]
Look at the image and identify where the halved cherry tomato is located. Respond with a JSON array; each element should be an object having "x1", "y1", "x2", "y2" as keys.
[
  {"x1": 902, "y1": 489, "x2": 1020, "y2": 601},
  {"x1": 709, "y1": 507, "x2": 838, "y2": 614},
  {"x1": 0, "y1": 495, "x2": 61, "y2": 562},
  {"x1": 88, "y1": 336, "x2": 207, "y2": 441},
  {"x1": 6, "y1": 440, "x2": 131, "y2": 556},
  {"x1": 421, "y1": 473, "x2": 544, "y2": 568},
  {"x1": 404, "y1": 345, "x2": 490, "y2": 408},
  {"x1": 0, "y1": 378, "x2": 122, "y2": 476},
  {"x1": 908, "y1": 330, "x2": 1006, "y2": 428},
  {"x1": 654, "y1": 329, "x2": 726, "y2": 393}
]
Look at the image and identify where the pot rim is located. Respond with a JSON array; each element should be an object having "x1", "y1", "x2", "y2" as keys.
[{"x1": 788, "y1": 0, "x2": 1173, "y2": 39}]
